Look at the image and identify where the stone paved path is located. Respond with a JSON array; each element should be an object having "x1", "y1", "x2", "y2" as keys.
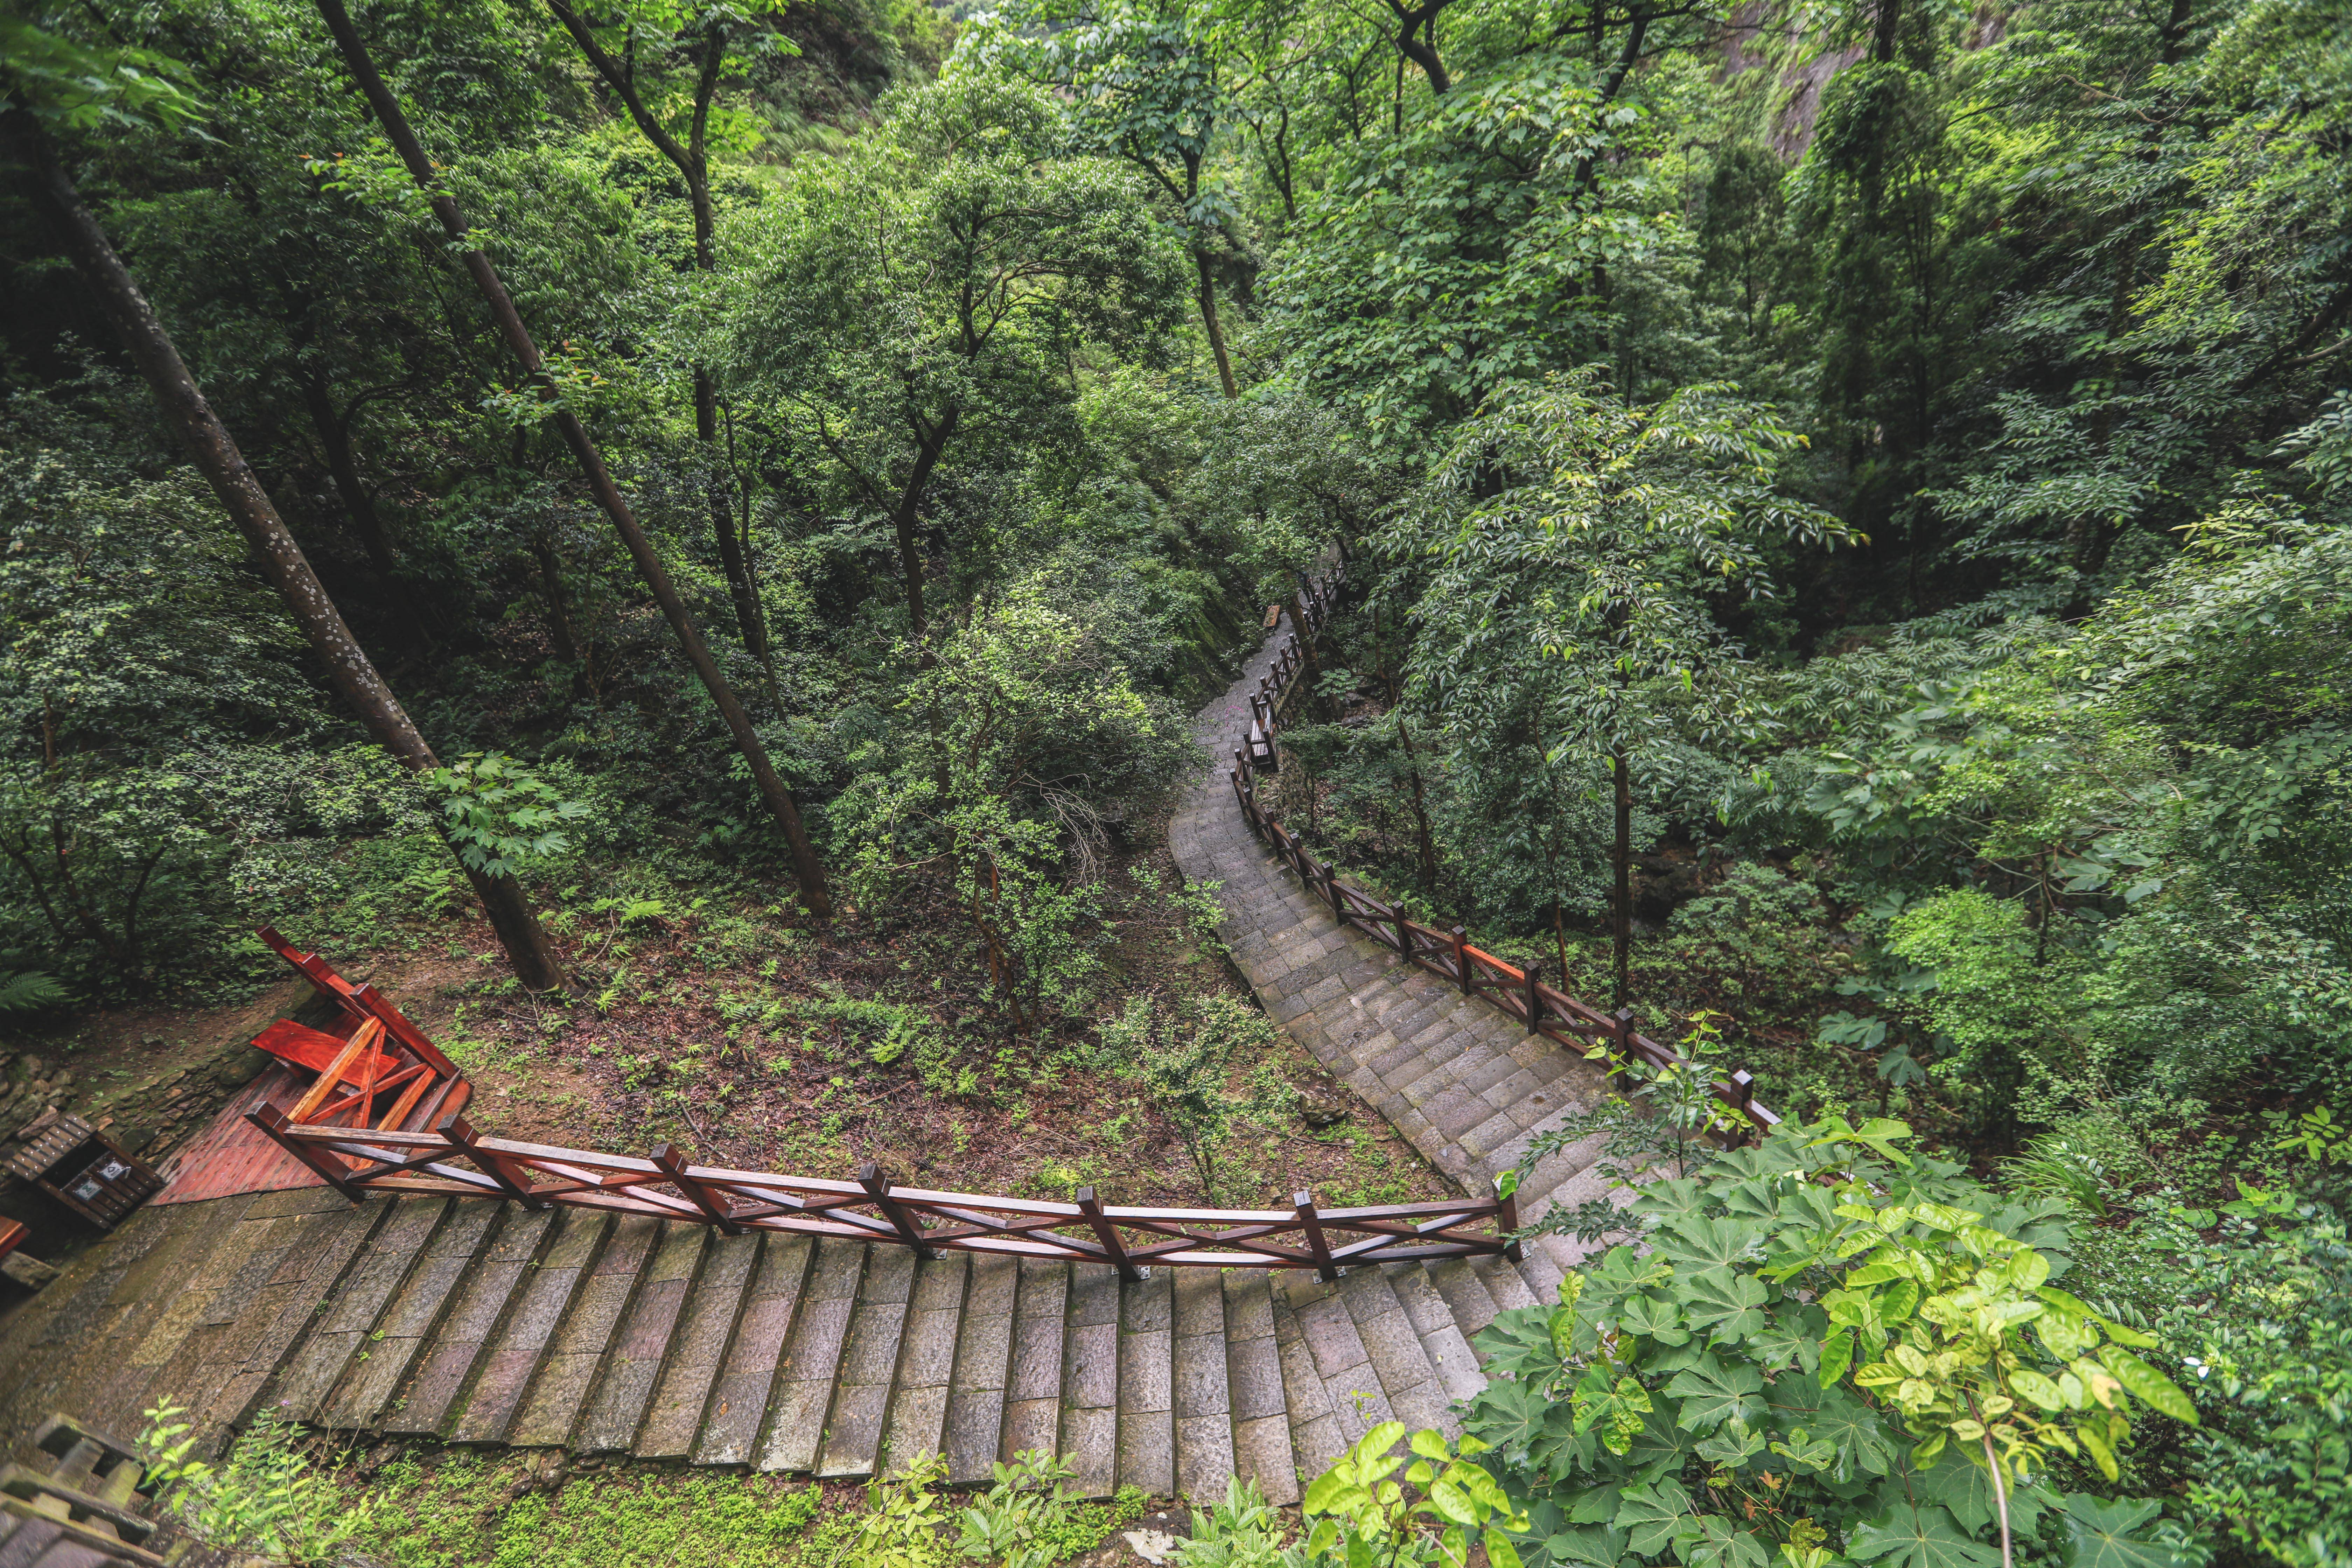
[
  {"x1": 0, "y1": 622, "x2": 1611, "y2": 1500},
  {"x1": 1170, "y1": 611, "x2": 1614, "y2": 1292}
]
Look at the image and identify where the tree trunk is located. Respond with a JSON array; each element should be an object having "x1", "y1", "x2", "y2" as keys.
[
  {"x1": 12, "y1": 110, "x2": 570, "y2": 992},
  {"x1": 299, "y1": 369, "x2": 399, "y2": 580},
  {"x1": 1194, "y1": 248, "x2": 1239, "y2": 399},
  {"x1": 893, "y1": 411, "x2": 958, "y2": 639},
  {"x1": 314, "y1": 0, "x2": 832, "y2": 917},
  {"x1": 1612, "y1": 742, "x2": 1632, "y2": 1009},
  {"x1": 531, "y1": 537, "x2": 580, "y2": 663},
  {"x1": 696, "y1": 365, "x2": 772, "y2": 668}
]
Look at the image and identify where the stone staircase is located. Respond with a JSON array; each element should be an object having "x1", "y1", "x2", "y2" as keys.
[{"x1": 0, "y1": 1183, "x2": 1582, "y2": 1502}]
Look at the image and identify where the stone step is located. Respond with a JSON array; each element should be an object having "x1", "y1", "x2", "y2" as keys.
[
  {"x1": 815, "y1": 1245, "x2": 917, "y2": 1478},
  {"x1": 575, "y1": 1219, "x2": 708, "y2": 1452},
  {"x1": 201, "y1": 1193, "x2": 397, "y2": 1435},
  {"x1": 269, "y1": 1196, "x2": 451, "y2": 1424},
  {"x1": 1383, "y1": 1264, "x2": 1484, "y2": 1406},
  {"x1": 1171, "y1": 1271, "x2": 1235, "y2": 1503},
  {"x1": 1268, "y1": 1275, "x2": 1348, "y2": 1479},
  {"x1": 882, "y1": 1253, "x2": 969, "y2": 1476},
  {"x1": 1057, "y1": 1262, "x2": 1121, "y2": 1498},
  {"x1": 943, "y1": 1254, "x2": 1018, "y2": 1485},
  {"x1": 756, "y1": 1237, "x2": 866, "y2": 1474},
  {"x1": 694, "y1": 1233, "x2": 816, "y2": 1466},
  {"x1": 385, "y1": 1204, "x2": 561, "y2": 1437},
  {"x1": 324, "y1": 1197, "x2": 502, "y2": 1430},
  {"x1": 1115, "y1": 1270, "x2": 1174, "y2": 1499},
  {"x1": 1000, "y1": 1260, "x2": 1069, "y2": 1465},
  {"x1": 637, "y1": 1230, "x2": 763, "y2": 1459},
  {"x1": 1333, "y1": 1268, "x2": 1453, "y2": 1437},
  {"x1": 449, "y1": 1206, "x2": 610, "y2": 1443},
  {"x1": 1421, "y1": 1258, "x2": 1505, "y2": 1357},
  {"x1": 509, "y1": 1212, "x2": 662, "y2": 1449},
  {"x1": 1220, "y1": 1273, "x2": 1299, "y2": 1505}
]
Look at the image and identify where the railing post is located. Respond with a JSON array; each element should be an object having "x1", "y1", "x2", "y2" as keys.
[
  {"x1": 247, "y1": 1104, "x2": 363, "y2": 1203},
  {"x1": 1523, "y1": 961, "x2": 1543, "y2": 1035},
  {"x1": 1453, "y1": 926, "x2": 1472, "y2": 995},
  {"x1": 1294, "y1": 1190, "x2": 1340, "y2": 1282},
  {"x1": 440, "y1": 1113, "x2": 546, "y2": 1209},
  {"x1": 1729, "y1": 1070, "x2": 1758, "y2": 1143},
  {"x1": 1612, "y1": 1007, "x2": 1637, "y2": 1066},
  {"x1": 655, "y1": 1143, "x2": 744, "y2": 1235},
  {"x1": 1076, "y1": 1186, "x2": 1142, "y2": 1282},
  {"x1": 859, "y1": 1164, "x2": 938, "y2": 1258},
  {"x1": 1495, "y1": 1175, "x2": 1523, "y2": 1264},
  {"x1": 1393, "y1": 905, "x2": 1413, "y2": 964}
]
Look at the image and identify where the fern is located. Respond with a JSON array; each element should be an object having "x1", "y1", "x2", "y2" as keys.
[{"x1": 0, "y1": 971, "x2": 66, "y2": 1013}]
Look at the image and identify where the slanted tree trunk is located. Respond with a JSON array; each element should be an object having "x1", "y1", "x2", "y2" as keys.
[
  {"x1": 545, "y1": 0, "x2": 779, "y2": 694},
  {"x1": 11, "y1": 110, "x2": 570, "y2": 992},
  {"x1": 313, "y1": 0, "x2": 832, "y2": 917},
  {"x1": 1611, "y1": 741, "x2": 1632, "y2": 1009}
]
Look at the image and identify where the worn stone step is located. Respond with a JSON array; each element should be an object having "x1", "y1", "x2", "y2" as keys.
[
  {"x1": 944, "y1": 1254, "x2": 1019, "y2": 1485},
  {"x1": 324, "y1": 1198, "x2": 502, "y2": 1430},
  {"x1": 1422, "y1": 1258, "x2": 1504, "y2": 1352},
  {"x1": 1470, "y1": 1255, "x2": 1539, "y2": 1314},
  {"x1": 694, "y1": 1233, "x2": 816, "y2": 1466},
  {"x1": 1269, "y1": 1275, "x2": 1347, "y2": 1479},
  {"x1": 1512, "y1": 1240, "x2": 1567, "y2": 1307},
  {"x1": 883, "y1": 1253, "x2": 969, "y2": 1476},
  {"x1": 756, "y1": 1237, "x2": 866, "y2": 1474},
  {"x1": 1385, "y1": 1264, "x2": 1484, "y2": 1406},
  {"x1": 637, "y1": 1229, "x2": 763, "y2": 1458},
  {"x1": 509, "y1": 1212, "x2": 662, "y2": 1449},
  {"x1": 449, "y1": 1206, "x2": 610, "y2": 1443},
  {"x1": 172, "y1": 1200, "x2": 346, "y2": 1436},
  {"x1": 576, "y1": 1219, "x2": 708, "y2": 1452},
  {"x1": 385, "y1": 1204, "x2": 561, "y2": 1437},
  {"x1": 201, "y1": 1194, "x2": 396, "y2": 1436},
  {"x1": 816, "y1": 1245, "x2": 918, "y2": 1478},
  {"x1": 1170, "y1": 1270, "x2": 1233, "y2": 1503},
  {"x1": 90, "y1": 1196, "x2": 282, "y2": 1436},
  {"x1": 1000, "y1": 1259, "x2": 1069, "y2": 1465},
  {"x1": 270, "y1": 1196, "x2": 451, "y2": 1424},
  {"x1": 1337, "y1": 1268, "x2": 1454, "y2": 1437},
  {"x1": 1058, "y1": 1262, "x2": 1121, "y2": 1498},
  {"x1": 1116, "y1": 1270, "x2": 1175, "y2": 1499},
  {"x1": 1221, "y1": 1273, "x2": 1298, "y2": 1505}
]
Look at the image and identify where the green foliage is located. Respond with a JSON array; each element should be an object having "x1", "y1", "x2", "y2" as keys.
[
  {"x1": 1457, "y1": 1120, "x2": 2194, "y2": 1568},
  {"x1": 0, "y1": 969, "x2": 68, "y2": 1012},
  {"x1": 1302, "y1": 1423, "x2": 1529, "y2": 1568},
  {"x1": 1103, "y1": 992, "x2": 1288, "y2": 1200},
  {"x1": 140, "y1": 1401, "x2": 373, "y2": 1567},
  {"x1": 955, "y1": 1449, "x2": 1148, "y2": 1568},
  {"x1": 425, "y1": 752, "x2": 590, "y2": 878},
  {"x1": 1172, "y1": 1476, "x2": 1305, "y2": 1568}
]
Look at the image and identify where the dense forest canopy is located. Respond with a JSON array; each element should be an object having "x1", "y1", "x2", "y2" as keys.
[{"x1": 1, "y1": 0, "x2": 2348, "y2": 1556}]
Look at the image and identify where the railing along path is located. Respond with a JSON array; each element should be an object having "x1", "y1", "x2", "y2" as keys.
[
  {"x1": 244, "y1": 933, "x2": 1518, "y2": 1282},
  {"x1": 1237, "y1": 570, "x2": 1780, "y2": 1142}
]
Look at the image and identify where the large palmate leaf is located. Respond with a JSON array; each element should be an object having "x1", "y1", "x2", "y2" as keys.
[
  {"x1": 1657, "y1": 1217, "x2": 1769, "y2": 1272},
  {"x1": 1673, "y1": 1513, "x2": 1771, "y2": 1568},
  {"x1": 1915, "y1": 1455, "x2": 2052, "y2": 1537},
  {"x1": 1678, "y1": 1270, "x2": 1768, "y2": 1343},
  {"x1": 1744, "y1": 1303, "x2": 1824, "y2": 1373},
  {"x1": 1661, "y1": 1354, "x2": 1766, "y2": 1433},
  {"x1": 1620, "y1": 1406, "x2": 1696, "y2": 1484},
  {"x1": 1463, "y1": 1377, "x2": 1554, "y2": 1464},
  {"x1": 1619, "y1": 1292, "x2": 1690, "y2": 1344},
  {"x1": 2059, "y1": 1493, "x2": 2190, "y2": 1568},
  {"x1": 1565, "y1": 1486, "x2": 1623, "y2": 1525},
  {"x1": 1846, "y1": 1504, "x2": 2000, "y2": 1568},
  {"x1": 1477, "y1": 1305, "x2": 1569, "y2": 1385},
  {"x1": 1542, "y1": 1522, "x2": 1632, "y2": 1568},
  {"x1": 1611, "y1": 1478, "x2": 1694, "y2": 1556},
  {"x1": 1629, "y1": 1177, "x2": 1712, "y2": 1227},
  {"x1": 1801, "y1": 1390, "x2": 1898, "y2": 1480}
]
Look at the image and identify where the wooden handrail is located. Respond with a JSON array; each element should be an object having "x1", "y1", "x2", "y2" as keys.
[{"x1": 1235, "y1": 567, "x2": 1781, "y2": 1143}]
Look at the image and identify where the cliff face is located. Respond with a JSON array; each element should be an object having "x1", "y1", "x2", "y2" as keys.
[{"x1": 1715, "y1": 0, "x2": 2010, "y2": 160}]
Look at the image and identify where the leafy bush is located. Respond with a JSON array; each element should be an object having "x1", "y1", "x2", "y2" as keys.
[
  {"x1": 1103, "y1": 992, "x2": 1290, "y2": 1200},
  {"x1": 1457, "y1": 1119, "x2": 2198, "y2": 1568},
  {"x1": 140, "y1": 1401, "x2": 373, "y2": 1567},
  {"x1": 955, "y1": 1450, "x2": 1147, "y2": 1568}
]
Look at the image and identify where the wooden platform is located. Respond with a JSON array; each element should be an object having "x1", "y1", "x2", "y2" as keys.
[{"x1": 151, "y1": 1064, "x2": 324, "y2": 1206}]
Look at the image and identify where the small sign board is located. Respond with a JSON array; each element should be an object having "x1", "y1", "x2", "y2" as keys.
[{"x1": 1263, "y1": 603, "x2": 1283, "y2": 630}]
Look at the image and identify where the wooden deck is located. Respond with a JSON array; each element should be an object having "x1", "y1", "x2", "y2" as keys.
[{"x1": 152, "y1": 1064, "x2": 324, "y2": 1206}]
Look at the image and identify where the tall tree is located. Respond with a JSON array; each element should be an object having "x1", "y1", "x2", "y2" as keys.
[
  {"x1": 543, "y1": 0, "x2": 785, "y2": 695},
  {"x1": 4, "y1": 105, "x2": 573, "y2": 991},
  {"x1": 1396, "y1": 366, "x2": 1855, "y2": 1005},
  {"x1": 308, "y1": 0, "x2": 833, "y2": 916}
]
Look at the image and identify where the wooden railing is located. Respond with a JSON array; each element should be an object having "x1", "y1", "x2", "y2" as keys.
[
  {"x1": 244, "y1": 937, "x2": 1517, "y2": 1281},
  {"x1": 1236, "y1": 570, "x2": 1780, "y2": 1143}
]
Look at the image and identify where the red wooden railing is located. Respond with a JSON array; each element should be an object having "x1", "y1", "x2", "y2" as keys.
[
  {"x1": 1237, "y1": 570, "x2": 1780, "y2": 1143},
  {"x1": 243, "y1": 936, "x2": 1517, "y2": 1281}
]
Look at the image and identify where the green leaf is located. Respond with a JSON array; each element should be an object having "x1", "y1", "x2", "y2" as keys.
[
  {"x1": 2095, "y1": 1348, "x2": 2198, "y2": 1424},
  {"x1": 1846, "y1": 1505, "x2": 2000, "y2": 1568},
  {"x1": 1565, "y1": 1487, "x2": 1624, "y2": 1525},
  {"x1": 1679, "y1": 1272, "x2": 1769, "y2": 1344},
  {"x1": 1805, "y1": 1391, "x2": 1896, "y2": 1479},
  {"x1": 1673, "y1": 1513, "x2": 1771, "y2": 1568},
  {"x1": 1612, "y1": 1479, "x2": 1693, "y2": 1556},
  {"x1": 2058, "y1": 1495, "x2": 2185, "y2": 1568},
  {"x1": 1657, "y1": 1217, "x2": 1769, "y2": 1272},
  {"x1": 1661, "y1": 1356, "x2": 1766, "y2": 1433},
  {"x1": 1620, "y1": 1293, "x2": 1690, "y2": 1345},
  {"x1": 1544, "y1": 1524, "x2": 1631, "y2": 1568}
]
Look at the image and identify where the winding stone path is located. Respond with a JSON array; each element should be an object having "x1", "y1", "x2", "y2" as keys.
[
  {"x1": 0, "y1": 622, "x2": 1617, "y2": 1500},
  {"x1": 1170, "y1": 612, "x2": 1615, "y2": 1296}
]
